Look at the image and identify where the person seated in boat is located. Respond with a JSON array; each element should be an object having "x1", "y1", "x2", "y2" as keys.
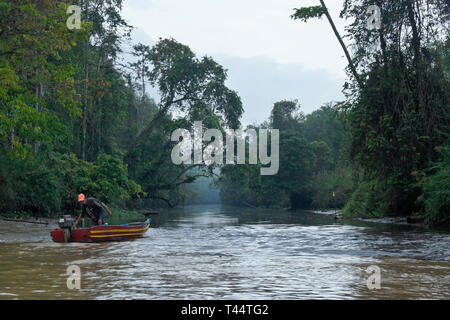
[{"x1": 74, "y1": 193, "x2": 113, "y2": 227}]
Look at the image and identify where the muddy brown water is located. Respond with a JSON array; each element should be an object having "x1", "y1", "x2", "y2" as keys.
[{"x1": 0, "y1": 205, "x2": 449, "y2": 299}]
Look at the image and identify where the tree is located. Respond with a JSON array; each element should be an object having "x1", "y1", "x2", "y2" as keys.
[
  {"x1": 293, "y1": 0, "x2": 449, "y2": 219},
  {"x1": 291, "y1": 0, "x2": 362, "y2": 87},
  {"x1": 134, "y1": 38, "x2": 243, "y2": 143},
  {"x1": 219, "y1": 100, "x2": 344, "y2": 210},
  {"x1": 422, "y1": 138, "x2": 450, "y2": 225},
  {"x1": 124, "y1": 39, "x2": 244, "y2": 207},
  {"x1": 270, "y1": 100, "x2": 303, "y2": 131},
  {"x1": 302, "y1": 105, "x2": 344, "y2": 162},
  {"x1": 76, "y1": 0, "x2": 132, "y2": 160},
  {"x1": 0, "y1": 0, "x2": 80, "y2": 158}
]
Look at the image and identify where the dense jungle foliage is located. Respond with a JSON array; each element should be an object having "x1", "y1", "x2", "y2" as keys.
[
  {"x1": 0, "y1": 0, "x2": 242, "y2": 215},
  {"x1": 220, "y1": 0, "x2": 449, "y2": 225},
  {"x1": 0, "y1": 0, "x2": 448, "y2": 225}
]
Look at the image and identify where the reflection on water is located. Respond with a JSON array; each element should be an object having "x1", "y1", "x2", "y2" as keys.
[{"x1": 0, "y1": 205, "x2": 449, "y2": 299}]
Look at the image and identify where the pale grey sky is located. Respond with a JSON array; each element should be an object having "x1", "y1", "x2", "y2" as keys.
[{"x1": 122, "y1": 0, "x2": 350, "y2": 124}]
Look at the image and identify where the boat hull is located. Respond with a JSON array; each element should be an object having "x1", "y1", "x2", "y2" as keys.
[{"x1": 50, "y1": 220, "x2": 150, "y2": 243}]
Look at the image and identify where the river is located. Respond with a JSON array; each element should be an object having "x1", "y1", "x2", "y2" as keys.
[{"x1": 0, "y1": 204, "x2": 449, "y2": 299}]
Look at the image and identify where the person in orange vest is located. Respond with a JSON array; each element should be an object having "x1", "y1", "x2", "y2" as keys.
[{"x1": 74, "y1": 193, "x2": 113, "y2": 227}]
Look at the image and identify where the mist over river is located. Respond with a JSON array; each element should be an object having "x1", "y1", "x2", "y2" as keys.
[{"x1": 0, "y1": 205, "x2": 449, "y2": 299}]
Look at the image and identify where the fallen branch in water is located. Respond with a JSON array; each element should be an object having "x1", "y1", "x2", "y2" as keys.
[
  {"x1": 1, "y1": 217, "x2": 49, "y2": 225},
  {"x1": 137, "y1": 209, "x2": 161, "y2": 216},
  {"x1": 242, "y1": 201, "x2": 258, "y2": 209}
]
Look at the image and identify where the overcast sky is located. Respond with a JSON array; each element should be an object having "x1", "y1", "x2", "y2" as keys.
[{"x1": 121, "y1": 0, "x2": 350, "y2": 124}]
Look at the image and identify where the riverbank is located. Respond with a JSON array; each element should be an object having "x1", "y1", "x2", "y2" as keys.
[
  {"x1": 3, "y1": 205, "x2": 448, "y2": 232},
  {"x1": 302, "y1": 209, "x2": 343, "y2": 215},
  {"x1": 0, "y1": 207, "x2": 147, "y2": 226},
  {"x1": 296, "y1": 208, "x2": 450, "y2": 231}
]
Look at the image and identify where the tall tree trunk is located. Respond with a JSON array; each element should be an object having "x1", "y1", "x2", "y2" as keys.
[
  {"x1": 81, "y1": 0, "x2": 89, "y2": 161},
  {"x1": 34, "y1": 81, "x2": 43, "y2": 154},
  {"x1": 141, "y1": 65, "x2": 146, "y2": 100},
  {"x1": 10, "y1": 127, "x2": 14, "y2": 149},
  {"x1": 375, "y1": 1, "x2": 388, "y2": 68},
  {"x1": 319, "y1": 0, "x2": 363, "y2": 88},
  {"x1": 406, "y1": 0, "x2": 424, "y2": 112},
  {"x1": 406, "y1": 0, "x2": 430, "y2": 160},
  {"x1": 82, "y1": 57, "x2": 88, "y2": 161}
]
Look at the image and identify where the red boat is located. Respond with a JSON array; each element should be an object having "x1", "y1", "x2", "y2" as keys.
[{"x1": 51, "y1": 218, "x2": 151, "y2": 243}]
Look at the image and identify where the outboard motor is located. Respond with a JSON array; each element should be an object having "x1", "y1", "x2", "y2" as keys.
[{"x1": 58, "y1": 215, "x2": 74, "y2": 243}]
